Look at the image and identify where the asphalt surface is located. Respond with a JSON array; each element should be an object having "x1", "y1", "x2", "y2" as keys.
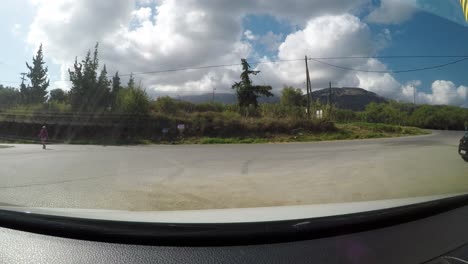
[{"x1": 0, "y1": 130, "x2": 466, "y2": 211}]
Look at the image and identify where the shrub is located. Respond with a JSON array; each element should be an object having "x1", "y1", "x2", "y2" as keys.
[
  {"x1": 194, "y1": 102, "x2": 225, "y2": 112},
  {"x1": 115, "y1": 87, "x2": 150, "y2": 116},
  {"x1": 280, "y1": 86, "x2": 305, "y2": 107},
  {"x1": 334, "y1": 109, "x2": 360, "y2": 123},
  {"x1": 152, "y1": 96, "x2": 178, "y2": 114}
]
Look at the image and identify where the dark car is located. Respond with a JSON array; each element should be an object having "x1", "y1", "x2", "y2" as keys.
[{"x1": 460, "y1": 132, "x2": 468, "y2": 162}]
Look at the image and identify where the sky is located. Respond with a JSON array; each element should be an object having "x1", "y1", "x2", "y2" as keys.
[{"x1": 0, "y1": 0, "x2": 467, "y2": 107}]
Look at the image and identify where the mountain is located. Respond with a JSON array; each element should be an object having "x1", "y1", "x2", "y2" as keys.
[
  {"x1": 177, "y1": 87, "x2": 387, "y2": 111},
  {"x1": 179, "y1": 93, "x2": 279, "y2": 104},
  {"x1": 310, "y1": 87, "x2": 388, "y2": 111}
]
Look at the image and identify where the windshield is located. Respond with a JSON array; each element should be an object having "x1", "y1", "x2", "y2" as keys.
[{"x1": 0, "y1": 0, "x2": 467, "y2": 220}]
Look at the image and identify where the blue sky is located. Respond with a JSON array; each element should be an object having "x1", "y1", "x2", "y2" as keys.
[
  {"x1": 0, "y1": 0, "x2": 467, "y2": 106},
  {"x1": 374, "y1": 9, "x2": 468, "y2": 87},
  {"x1": 0, "y1": 1, "x2": 34, "y2": 86},
  {"x1": 242, "y1": 1, "x2": 468, "y2": 92}
]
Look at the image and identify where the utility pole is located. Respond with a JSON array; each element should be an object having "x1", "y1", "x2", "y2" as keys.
[
  {"x1": 305, "y1": 56, "x2": 311, "y2": 119},
  {"x1": 413, "y1": 84, "x2": 416, "y2": 105},
  {"x1": 20, "y1": 72, "x2": 28, "y2": 104},
  {"x1": 212, "y1": 87, "x2": 216, "y2": 102},
  {"x1": 20, "y1": 72, "x2": 27, "y2": 85},
  {"x1": 328, "y1": 82, "x2": 333, "y2": 119}
]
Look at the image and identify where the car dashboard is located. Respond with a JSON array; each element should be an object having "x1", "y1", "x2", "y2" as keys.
[{"x1": 1, "y1": 195, "x2": 468, "y2": 263}]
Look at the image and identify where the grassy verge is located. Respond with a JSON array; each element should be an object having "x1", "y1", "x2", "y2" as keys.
[
  {"x1": 335, "y1": 122, "x2": 430, "y2": 139},
  {"x1": 0, "y1": 135, "x2": 155, "y2": 146},
  {"x1": 65, "y1": 139, "x2": 154, "y2": 146},
  {"x1": 181, "y1": 123, "x2": 429, "y2": 144},
  {"x1": 0, "y1": 122, "x2": 429, "y2": 146}
]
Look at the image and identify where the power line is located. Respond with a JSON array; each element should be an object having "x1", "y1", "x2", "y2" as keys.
[
  {"x1": 307, "y1": 57, "x2": 468, "y2": 73},
  {"x1": 307, "y1": 55, "x2": 468, "y2": 59},
  {"x1": 117, "y1": 56, "x2": 468, "y2": 76},
  {"x1": 0, "y1": 58, "x2": 304, "y2": 83},
  {"x1": 118, "y1": 62, "x2": 242, "y2": 77},
  {"x1": 118, "y1": 58, "x2": 304, "y2": 76},
  {"x1": 116, "y1": 56, "x2": 468, "y2": 77},
  {"x1": 1, "y1": 55, "x2": 468, "y2": 85}
]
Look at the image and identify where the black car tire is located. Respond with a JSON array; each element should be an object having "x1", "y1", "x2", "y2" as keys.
[{"x1": 463, "y1": 157, "x2": 468, "y2": 162}]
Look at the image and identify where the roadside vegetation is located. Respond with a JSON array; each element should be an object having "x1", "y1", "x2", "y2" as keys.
[
  {"x1": 0, "y1": 43, "x2": 465, "y2": 145},
  {"x1": 183, "y1": 123, "x2": 428, "y2": 145}
]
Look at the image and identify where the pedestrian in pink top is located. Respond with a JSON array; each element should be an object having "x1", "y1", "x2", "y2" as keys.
[{"x1": 39, "y1": 125, "x2": 48, "y2": 150}]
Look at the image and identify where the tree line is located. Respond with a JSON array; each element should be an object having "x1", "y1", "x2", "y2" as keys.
[
  {"x1": 0, "y1": 43, "x2": 466, "y2": 131},
  {"x1": 151, "y1": 88, "x2": 467, "y2": 130},
  {"x1": 0, "y1": 43, "x2": 150, "y2": 115},
  {"x1": 0, "y1": 44, "x2": 275, "y2": 115}
]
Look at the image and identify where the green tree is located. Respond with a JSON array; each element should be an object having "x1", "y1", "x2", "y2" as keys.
[
  {"x1": 152, "y1": 96, "x2": 178, "y2": 114},
  {"x1": 69, "y1": 43, "x2": 110, "y2": 111},
  {"x1": 232, "y1": 59, "x2": 272, "y2": 108},
  {"x1": 127, "y1": 73, "x2": 135, "y2": 89},
  {"x1": 0, "y1": 85, "x2": 21, "y2": 110},
  {"x1": 363, "y1": 101, "x2": 468, "y2": 130},
  {"x1": 48, "y1": 88, "x2": 68, "y2": 103},
  {"x1": 111, "y1": 72, "x2": 121, "y2": 110},
  {"x1": 26, "y1": 44, "x2": 49, "y2": 104},
  {"x1": 115, "y1": 86, "x2": 150, "y2": 115},
  {"x1": 95, "y1": 64, "x2": 111, "y2": 108},
  {"x1": 365, "y1": 102, "x2": 386, "y2": 123},
  {"x1": 20, "y1": 81, "x2": 30, "y2": 104},
  {"x1": 280, "y1": 86, "x2": 304, "y2": 107},
  {"x1": 334, "y1": 109, "x2": 359, "y2": 123}
]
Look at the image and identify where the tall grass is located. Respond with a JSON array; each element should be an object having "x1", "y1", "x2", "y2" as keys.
[
  {"x1": 0, "y1": 110, "x2": 336, "y2": 143},
  {"x1": 3, "y1": 102, "x2": 71, "y2": 115}
]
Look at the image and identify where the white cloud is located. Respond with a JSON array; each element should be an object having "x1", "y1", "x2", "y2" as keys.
[
  {"x1": 256, "y1": 14, "x2": 401, "y2": 98},
  {"x1": 397, "y1": 80, "x2": 467, "y2": 107},
  {"x1": 190, "y1": 0, "x2": 371, "y2": 25},
  {"x1": 375, "y1": 28, "x2": 392, "y2": 50},
  {"x1": 400, "y1": 80, "x2": 420, "y2": 101},
  {"x1": 244, "y1": 30, "x2": 257, "y2": 41},
  {"x1": 27, "y1": 0, "x2": 249, "y2": 93},
  {"x1": 28, "y1": 0, "x2": 135, "y2": 65},
  {"x1": 24, "y1": 0, "x2": 467, "y2": 107},
  {"x1": 26, "y1": 0, "x2": 372, "y2": 94},
  {"x1": 259, "y1": 31, "x2": 283, "y2": 52},
  {"x1": 132, "y1": 7, "x2": 152, "y2": 23},
  {"x1": 278, "y1": 14, "x2": 374, "y2": 60},
  {"x1": 428, "y1": 80, "x2": 467, "y2": 106},
  {"x1": 366, "y1": 0, "x2": 417, "y2": 24}
]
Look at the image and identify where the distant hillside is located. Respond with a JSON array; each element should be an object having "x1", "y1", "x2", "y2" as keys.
[
  {"x1": 177, "y1": 87, "x2": 387, "y2": 110},
  {"x1": 179, "y1": 93, "x2": 279, "y2": 104},
  {"x1": 310, "y1": 87, "x2": 387, "y2": 111}
]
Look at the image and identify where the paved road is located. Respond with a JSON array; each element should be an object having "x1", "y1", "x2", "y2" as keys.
[{"x1": 0, "y1": 131, "x2": 466, "y2": 211}]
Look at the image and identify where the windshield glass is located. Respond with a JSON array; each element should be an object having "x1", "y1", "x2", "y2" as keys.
[{"x1": 0, "y1": 0, "x2": 467, "y2": 220}]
